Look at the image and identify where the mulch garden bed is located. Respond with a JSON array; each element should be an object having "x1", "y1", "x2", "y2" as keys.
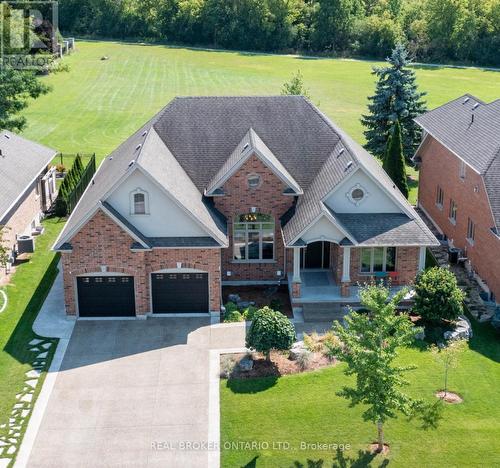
[
  {"x1": 436, "y1": 391, "x2": 463, "y2": 404},
  {"x1": 221, "y1": 351, "x2": 335, "y2": 379},
  {"x1": 222, "y1": 285, "x2": 293, "y2": 317}
]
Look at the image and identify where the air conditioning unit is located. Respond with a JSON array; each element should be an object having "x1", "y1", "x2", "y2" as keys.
[{"x1": 17, "y1": 235, "x2": 35, "y2": 254}]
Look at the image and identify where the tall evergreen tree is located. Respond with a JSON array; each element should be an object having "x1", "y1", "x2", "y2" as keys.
[
  {"x1": 361, "y1": 43, "x2": 427, "y2": 160},
  {"x1": 383, "y1": 120, "x2": 409, "y2": 198}
]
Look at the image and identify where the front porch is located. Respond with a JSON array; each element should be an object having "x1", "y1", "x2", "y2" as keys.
[{"x1": 287, "y1": 269, "x2": 409, "y2": 304}]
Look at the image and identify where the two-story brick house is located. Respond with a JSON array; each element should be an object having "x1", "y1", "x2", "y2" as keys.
[
  {"x1": 53, "y1": 96, "x2": 437, "y2": 318},
  {"x1": 415, "y1": 94, "x2": 500, "y2": 302}
]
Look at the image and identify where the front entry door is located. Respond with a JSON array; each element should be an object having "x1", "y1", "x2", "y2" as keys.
[{"x1": 303, "y1": 241, "x2": 331, "y2": 269}]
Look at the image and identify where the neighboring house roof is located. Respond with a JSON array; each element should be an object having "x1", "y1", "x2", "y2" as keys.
[
  {"x1": 54, "y1": 96, "x2": 438, "y2": 250},
  {"x1": 0, "y1": 130, "x2": 57, "y2": 223},
  {"x1": 414, "y1": 94, "x2": 500, "y2": 228},
  {"x1": 206, "y1": 128, "x2": 302, "y2": 195}
]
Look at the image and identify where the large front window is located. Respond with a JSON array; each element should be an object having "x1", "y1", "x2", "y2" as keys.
[
  {"x1": 360, "y1": 247, "x2": 396, "y2": 273},
  {"x1": 233, "y1": 213, "x2": 275, "y2": 261}
]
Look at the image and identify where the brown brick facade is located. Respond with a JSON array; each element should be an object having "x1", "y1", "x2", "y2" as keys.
[
  {"x1": 62, "y1": 210, "x2": 221, "y2": 316},
  {"x1": 3, "y1": 186, "x2": 42, "y2": 253},
  {"x1": 418, "y1": 136, "x2": 500, "y2": 300},
  {"x1": 213, "y1": 153, "x2": 295, "y2": 282}
]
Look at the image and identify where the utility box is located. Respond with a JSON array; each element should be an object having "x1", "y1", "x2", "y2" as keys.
[{"x1": 17, "y1": 235, "x2": 35, "y2": 254}]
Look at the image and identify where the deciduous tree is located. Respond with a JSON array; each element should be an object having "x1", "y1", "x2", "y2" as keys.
[{"x1": 332, "y1": 284, "x2": 423, "y2": 452}]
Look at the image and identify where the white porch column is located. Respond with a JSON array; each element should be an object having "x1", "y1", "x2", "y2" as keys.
[
  {"x1": 418, "y1": 246, "x2": 427, "y2": 272},
  {"x1": 292, "y1": 247, "x2": 302, "y2": 283},
  {"x1": 341, "y1": 246, "x2": 351, "y2": 282}
]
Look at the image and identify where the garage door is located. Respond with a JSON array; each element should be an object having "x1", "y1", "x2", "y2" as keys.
[
  {"x1": 77, "y1": 276, "x2": 135, "y2": 317},
  {"x1": 152, "y1": 272, "x2": 209, "y2": 313}
]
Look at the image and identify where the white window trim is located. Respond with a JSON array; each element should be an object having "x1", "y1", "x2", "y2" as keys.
[
  {"x1": 346, "y1": 183, "x2": 369, "y2": 206},
  {"x1": 467, "y1": 218, "x2": 475, "y2": 246},
  {"x1": 129, "y1": 188, "x2": 150, "y2": 215},
  {"x1": 359, "y1": 247, "x2": 397, "y2": 274},
  {"x1": 247, "y1": 173, "x2": 262, "y2": 190},
  {"x1": 435, "y1": 186, "x2": 444, "y2": 210},
  {"x1": 449, "y1": 200, "x2": 457, "y2": 225},
  {"x1": 233, "y1": 215, "x2": 275, "y2": 263}
]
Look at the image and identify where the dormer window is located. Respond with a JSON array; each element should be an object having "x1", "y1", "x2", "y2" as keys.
[{"x1": 130, "y1": 189, "x2": 149, "y2": 215}]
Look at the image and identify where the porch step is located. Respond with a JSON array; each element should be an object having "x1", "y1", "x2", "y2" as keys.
[{"x1": 302, "y1": 303, "x2": 347, "y2": 323}]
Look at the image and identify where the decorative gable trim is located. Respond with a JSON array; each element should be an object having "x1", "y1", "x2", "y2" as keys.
[{"x1": 286, "y1": 208, "x2": 358, "y2": 247}]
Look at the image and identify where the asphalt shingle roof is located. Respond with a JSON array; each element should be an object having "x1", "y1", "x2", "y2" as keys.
[
  {"x1": 415, "y1": 95, "x2": 500, "y2": 228},
  {"x1": 334, "y1": 213, "x2": 437, "y2": 246},
  {"x1": 54, "y1": 96, "x2": 437, "y2": 250},
  {"x1": 0, "y1": 130, "x2": 57, "y2": 223}
]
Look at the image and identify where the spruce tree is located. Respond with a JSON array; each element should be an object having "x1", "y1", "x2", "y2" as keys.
[
  {"x1": 361, "y1": 43, "x2": 427, "y2": 160},
  {"x1": 383, "y1": 120, "x2": 409, "y2": 198}
]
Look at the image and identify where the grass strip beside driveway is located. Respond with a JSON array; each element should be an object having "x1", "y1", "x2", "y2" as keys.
[{"x1": 0, "y1": 217, "x2": 65, "y2": 466}]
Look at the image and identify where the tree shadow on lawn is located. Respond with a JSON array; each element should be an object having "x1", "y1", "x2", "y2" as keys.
[
  {"x1": 466, "y1": 314, "x2": 500, "y2": 363},
  {"x1": 226, "y1": 372, "x2": 279, "y2": 394},
  {"x1": 291, "y1": 447, "x2": 389, "y2": 468}
]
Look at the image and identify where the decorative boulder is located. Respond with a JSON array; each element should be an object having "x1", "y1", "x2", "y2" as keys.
[
  {"x1": 444, "y1": 315, "x2": 473, "y2": 341},
  {"x1": 491, "y1": 308, "x2": 500, "y2": 331},
  {"x1": 239, "y1": 357, "x2": 253, "y2": 372},
  {"x1": 415, "y1": 329, "x2": 426, "y2": 341},
  {"x1": 289, "y1": 341, "x2": 306, "y2": 360},
  {"x1": 228, "y1": 294, "x2": 241, "y2": 304}
]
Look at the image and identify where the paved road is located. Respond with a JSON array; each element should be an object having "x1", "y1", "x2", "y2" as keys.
[{"x1": 27, "y1": 318, "x2": 242, "y2": 468}]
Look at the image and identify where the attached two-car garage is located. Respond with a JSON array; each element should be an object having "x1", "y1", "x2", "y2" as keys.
[{"x1": 76, "y1": 271, "x2": 209, "y2": 317}]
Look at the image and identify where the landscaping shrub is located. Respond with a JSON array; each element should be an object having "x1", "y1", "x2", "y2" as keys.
[
  {"x1": 303, "y1": 331, "x2": 341, "y2": 355},
  {"x1": 224, "y1": 310, "x2": 244, "y2": 323},
  {"x1": 242, "y1": 305, "x2": 258, "y2": 321},
  {"x1": 220, "y1": 355, "x2": 237, "y2": 378},
  {"x1": 55, "y1": 164, "x2": 66, "y2": 173},
  {"x1": 414, "y1": 267, "x2": 465, "y2": 323},
  {"x1": 54, "y1": 197, "x2": 68, "y2": 217},
  {"x1": 296, "y1": 349, "x2": 313, "y2": 371},
  {"x1": 224, "y1": 301, "x2": 238, "y2": 313},
  {"x1": 246, "y1": 307, "x2": 296, "y2": 361}
]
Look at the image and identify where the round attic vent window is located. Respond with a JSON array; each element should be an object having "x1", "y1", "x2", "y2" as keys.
[
  {"x1": 247, "y1": 174, "x2": 261, "y2": 189},
  {"x1": 351, "y1": 188, "x2": 365, "y2": 201}
]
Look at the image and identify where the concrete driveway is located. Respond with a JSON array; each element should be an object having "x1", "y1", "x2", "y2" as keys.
[{"x1": 27, "y1": 317, "x2": 241, "y2": 468}]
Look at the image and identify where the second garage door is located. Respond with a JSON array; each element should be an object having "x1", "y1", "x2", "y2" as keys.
[{"x1": 151, "y1": 272, "x2": 209, "y2": 313}]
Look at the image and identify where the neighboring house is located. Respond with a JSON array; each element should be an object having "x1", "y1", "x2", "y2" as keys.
[
  {"x1": 0, "y1": 130, "x2": 58, "y2": 264},
  {"x1": 53, "y1": 96, "x2": 438, "y2": 318},
  {"x1": 415, "y1": 94, "x2": 500, "y2": 302}
]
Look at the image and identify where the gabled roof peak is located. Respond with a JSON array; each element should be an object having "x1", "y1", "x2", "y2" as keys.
[{"x1": 205, "y1": 127, "x2": 303, "y2": 196}]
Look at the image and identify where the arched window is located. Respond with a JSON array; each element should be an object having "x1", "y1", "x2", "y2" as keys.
[
  {"x1": 130, "y1": 189, "x2": 149, "y2": 215},
  {"x1": 233, "y1": 213, "x2": 274, "y2": 261}
]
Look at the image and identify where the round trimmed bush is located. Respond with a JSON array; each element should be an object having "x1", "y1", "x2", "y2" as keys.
[
  {"x1": 224, "y1": 309, "x2": 244, "y2": 323},
  {"x1": 413, "y1": 267, "x2": 465, "y2": 323},
  {"x1": 245, "y1": 307, "x2": 296, "y2": 360}
]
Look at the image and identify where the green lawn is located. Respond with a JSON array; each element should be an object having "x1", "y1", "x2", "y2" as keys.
[
  {"x1": 0, "y1": 218, "x2": 64, "y2": 464},
  {"x1": 221, "y1": 320, "x2": 500, "y2": 467},
  {"x1": 20, "y1": 41, "x2": 500, "y2": 203}
]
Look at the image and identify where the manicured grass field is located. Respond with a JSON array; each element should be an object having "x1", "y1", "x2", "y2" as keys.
[
  {"x1": 221, "y1": 321, "x2": 500, "y2": 467},
  {"x1": 22, "y1": 41, "x2": 499, "y2": 198},
  {"x1": 0, "y1": 218, "x2": 64, "y2": 462}
]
